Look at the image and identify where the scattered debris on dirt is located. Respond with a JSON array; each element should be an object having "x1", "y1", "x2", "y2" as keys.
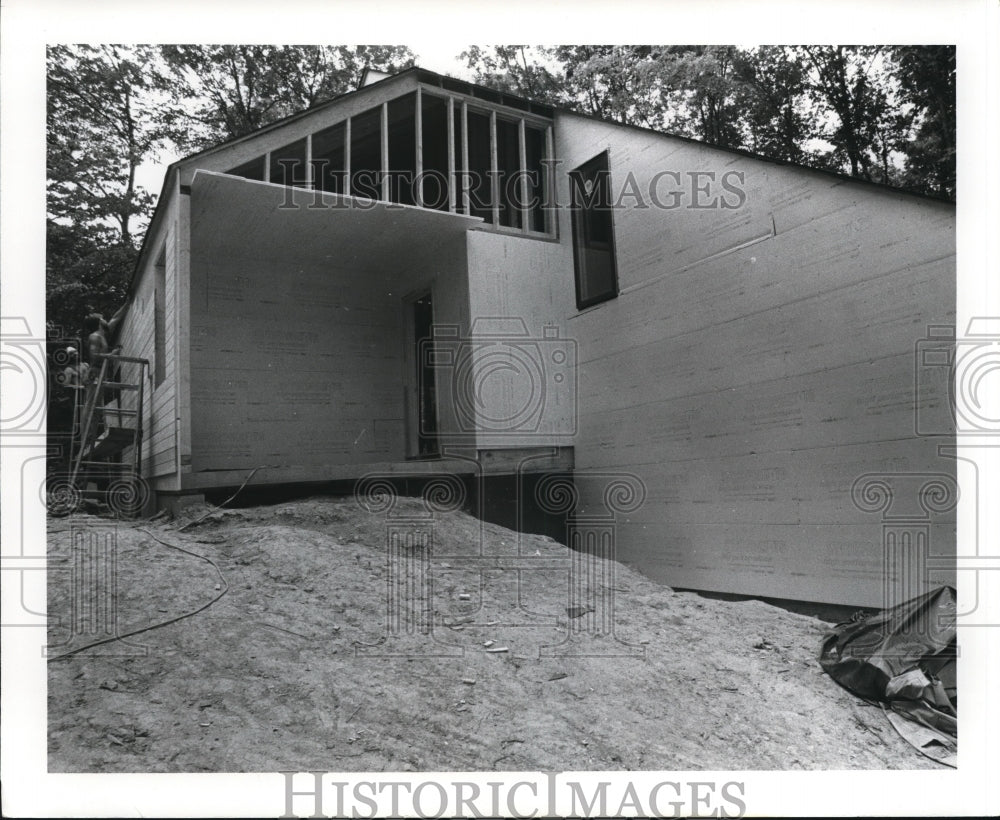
[{"x1": 48, "y1": 496, "x2": 940, "y2": 771}]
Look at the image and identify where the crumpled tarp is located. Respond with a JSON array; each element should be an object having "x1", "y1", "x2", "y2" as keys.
[{"x1": 818, "y1": 585, "x2": 957, "y2": 767}]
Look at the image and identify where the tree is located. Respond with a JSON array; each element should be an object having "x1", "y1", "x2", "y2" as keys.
[
  {"x1": 160, "y1": 45, "x2": 416, "y2": 149},
  {"x1": 47, "y1": 44, "x2": 172, "y2": 248},
  {"x1": 47, "y1": 44, "x2": 177, "y2": 445},
  {"x1": 735, "y1": 46, "x2": 813, "y2": 164},
  {"x1": 459, "y1": 46, "x2": 564, "y2": 104},
  {"x1": 462, "y1": 44, "x2": 954, "y2": 199},
  {"x1": 550, "y1": 45, "x2": 673, "y2": 128},
  {"x1": 794, "y1": 46, "x2": 895, "y2": 180},
  {"x1": 891, "y1": 45, "x2": 956, "y2": 197}
]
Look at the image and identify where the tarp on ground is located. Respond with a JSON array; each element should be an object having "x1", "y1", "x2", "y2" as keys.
[{"x1": 818, "y1": 585, "x2": 957, "y2": 767}]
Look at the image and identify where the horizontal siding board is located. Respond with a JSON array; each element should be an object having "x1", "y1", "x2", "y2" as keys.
[
  {"x1": 556, "y1": 111, "x2": 955, "y2": 607},
  {"x1": 608, "y1": 521, "x2": 955, "y2": 608},
  {"x1": 115, "y1": 211, "x2": 179, "y2": 487},
  {"x1": 187, "y1": 196, "x2": 470, "y2": 472}
]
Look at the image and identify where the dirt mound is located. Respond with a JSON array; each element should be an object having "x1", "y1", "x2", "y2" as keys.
[{"x1": 47, "y1": 496, "x2": 938, "y2": 771}]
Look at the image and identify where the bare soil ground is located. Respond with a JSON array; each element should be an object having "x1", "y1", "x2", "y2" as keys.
[{"x1": 47, "y1": 496, "x2": 938, "y2": 772}]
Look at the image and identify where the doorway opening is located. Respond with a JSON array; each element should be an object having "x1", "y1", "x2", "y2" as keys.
[{"x1": 410, "y1": 292, "x2": 439, "y2": 457}]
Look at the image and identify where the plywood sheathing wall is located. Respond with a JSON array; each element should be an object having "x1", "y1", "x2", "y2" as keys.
[{"x1": 556, "y1": 111, "x2": 955, "y2": 608}]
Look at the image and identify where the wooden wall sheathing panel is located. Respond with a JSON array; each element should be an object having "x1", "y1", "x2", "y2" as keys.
[
  {"x1": 185, "y1": 174, "x2": 474, "y2": 483},
  {"x1": 463, "y1": 230, "x2": 578, "y2": 450},
  {"x1": 554, "y1": 111, "x2": 955, "y2": 607},
  {"x1": 115, "y1": 190, "x2": 180, "y2": 483}
]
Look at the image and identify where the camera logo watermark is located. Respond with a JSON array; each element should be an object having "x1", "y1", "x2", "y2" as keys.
[
  {"x1": 46, "y1": 522, "x2": 148, "y2": 658},
  {"x1": 1, "y1": 316, "x2": 48, "y2": 436},
  {"x1": 352, "y1": 465, "x2": 647, "y2": 659},
  {"x1": 915, "y1": 318, "x2": 1000, "y2": 436},
  {"x1": 847, "y1": 318, "x2": 1000, "y2": 632},
  {"x1": 2, "y1": 318, "x2": 51, "y2": 637},
  {"x1": 422, "y1": 318, "x2": 576, "y2": 440},
  {"x1": 851, "y1": 472, "x2": 958, "y2": 631}
]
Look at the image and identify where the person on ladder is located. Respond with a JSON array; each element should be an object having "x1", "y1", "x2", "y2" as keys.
[{"x1": 79, "y1": 303, "x2": 128, "y2": 493}]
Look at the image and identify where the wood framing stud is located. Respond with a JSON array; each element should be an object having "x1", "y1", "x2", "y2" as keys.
[
  {"x1": 447, "y1": 97, "x2": 456, "y2": 213},
  {"x1": 305, "y1": 134, "x2": 313, "y2": 189},
  {"x1": 344, "y1": 117, "x2": 352, "y2": 195},
  {"x1": 415, "y1": 87, "x2": 424, "y2": 208},
  {"x1": 381, "y1": 102, "x2": 390, "y2": 202},
  {"x1": 518, "y1": 118, "x2": 529, "y2": 233},
  {"x1": 461, "y1": 102, "x2": 470, "y2": 215},
  {"x1": 490, "y1": 110, "x2": 499, "y2": 226}
]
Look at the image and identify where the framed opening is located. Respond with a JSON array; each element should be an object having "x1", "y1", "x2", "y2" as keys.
[
  {"x1": 350, "y1": 107, "x2": 382, "y2": 199},
  {"x1": 406, "y1": 291, "x2": 439, "y2": 458},
  {"x1": 153, "y1": 247, "x2": 166, "y2": 388},
  {"x1": 420, "y1": 93, "x2": 450, "y2": 211},
  {"x1": 226, "y1": 155, "x2": 266, "y2": 182},
  {"x1": 570, "y1": 151, "x2": 619, "y2": 310},
  {"x1": 387, "y1": 93, "x2": 417, "y2": 205},
  {"x1": 312, "y1": 122, "x2": 347, "y2": 194},
  {"x1": 269, "y1": 138, "x2": 308, "y2": 187}
]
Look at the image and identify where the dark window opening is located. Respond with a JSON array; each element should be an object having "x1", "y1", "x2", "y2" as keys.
[
  {"x1": 227, "y1": 156, "x2": 266, "y2": 181},
  {"x1": 293, "y1": 91, "x2": 553, "y2": 230},
  {"x1": 350, "y1": 107, "x2": 382, "y2": 199},
  {"x1": 570, "y1": 151, "x2": 618, "y2": 310},
  {"x1": 413, "y1": 294, "x2": 439, "y2": 457},
  {"x1": 420, "y1": 94, "x2": 450, "y2": 212},
  {"x1": 525, "y1": 126, "x2": 547, "y2": 233},
  {"x1": 474, "y1": 86, "x2": 503, "y2": 105},
  {"x1": 312, "y1": 122, "x2": 346, "y2": 194},
  {"x1": 465, "y1": 110, "x2": 493, "y2": 223},
  {"x1": 502, "y1": 95, "x2": 530, "y2": 112},
  {"x1": 387, "y1": 93, "x2": 416, "y2": 205},
  {"x1": 441, "y1": 77, "x2": 467, "y2": 94},
  {"x1": 269, "y1": 138, "x2": 308, "y2": 188},
  {"x1": 496, "y1": 118, "x2": 522, "y2": 229},
  {"x1": 153, "y1": 259, "x2": 166, "y2": 388}
]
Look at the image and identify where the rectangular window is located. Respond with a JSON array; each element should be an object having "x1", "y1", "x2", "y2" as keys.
[
  {"x1": 465, "y1": 110, "x2": 493, "y2": 223},
  {"x1": 420, "y1": 93, "x2": 450, "y2": 211},
  {"x1": 154, "y1": 259, "x2": 166, "y2": 388},
  {"x1": 350, "y1": 107, "x2": 383, "y2": 199},
  {"x1": 312, "y1": 122, "x2": 346, "y2": 194},
  {"x1": 524, "y1": 125, "x2": 547, "y2": 233},
  {"x1": 226, "y1": 156, "x2": 266, "y2": 181},
  {"x1": 495, "y1": 118, "x2": 521, "y2": 229},
  {"x1": 569, "y1": 151, "x2": 618, "y2": 309},
  {"x1": 306, "y1": 89, "x2": 554, "y2": 233},
  {"x1": 269, "y1": 138, "x2": 308, "y2": 187},
  {"x1": 387, "y1": 93, "x2": 416, "y2": 205}
]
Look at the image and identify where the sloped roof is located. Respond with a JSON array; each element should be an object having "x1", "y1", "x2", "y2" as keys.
[
  {"x1": 171, "y1": 64, "x2": 952, "y2": 205},
  {"x1": 172, "y1": 66, "x2": 555, "y2": 172},
  {"x1": 130, "y1": 63, "x2": 953, "y2": 302}
]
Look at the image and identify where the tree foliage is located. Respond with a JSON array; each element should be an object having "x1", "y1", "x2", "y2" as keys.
[
  {"x1": 47, "y1": 43, "x2": 955, "y2": 347},
  {"x1": 463, "y1": 45, "x2": 955, "y2": 198},
  {"x1": 159, "y1": 45, "x2": 415, "y2": 149},
  {"x1": 46, "y1": 44, "x2": 178, "y2": 341}
]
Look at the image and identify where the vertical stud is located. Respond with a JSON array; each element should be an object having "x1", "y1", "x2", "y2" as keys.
[
  {"x1": 415, "y1": 88, "x2": 423, "y2": 208},
  {"x1": 518, "y1": 118, "x2": 528, "y2": 233},
  {"x1": 381, "y1": 102, "x2": 390, "y2": 202},
  {"x1": 545, "y1": 125, "x2": 555, "y2": 235},
  {"x1": 447, "y1": 97, "x2": 456, "y2": 213},
  {"x1": 489, "y1": 110, "x2": 499, "y2": 226},
  {"x1": 460, "y1": 102, "x2": 470, "y2": 215},
  {"x1": 305, "y1": 133, "x2": 313, "y2": 189},
  {"x1": 344, "y1": 117, "x2": 352, "y2": 197}
]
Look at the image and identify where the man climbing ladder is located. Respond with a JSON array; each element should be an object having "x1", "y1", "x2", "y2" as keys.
[{"x1": 59, "y1": 304, "x2": 151, "y2": 518}]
